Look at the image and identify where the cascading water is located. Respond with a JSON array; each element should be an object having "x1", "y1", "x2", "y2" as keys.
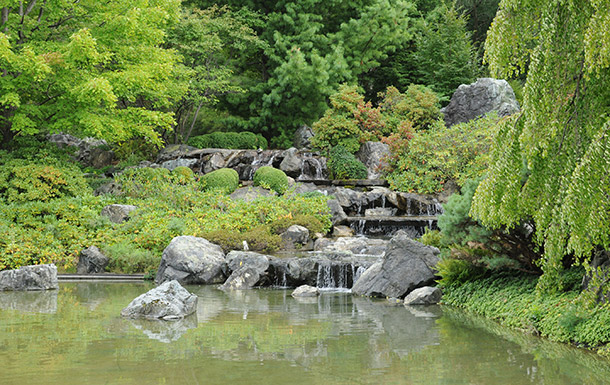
[{"x1": 315, "y1": 263, "x2": 356, "y2": 290}]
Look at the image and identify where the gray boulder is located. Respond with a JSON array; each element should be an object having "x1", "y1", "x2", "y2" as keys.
[
  {"x1": 332, "y1": 225, "x2": 354, "y2": 237},
  {"x1": 355, "y1": 141, "x2": 390, "y2": 179},
  {"x1": 156, "y1": 144, "x2": 198, "y2": 163},
  {"x1": 160, "y1": 158, "x2": 198, "y2": 171},
  {"x1": 293, "y1": 125, "x2": 314, "y2": 149},
  {"x1": 77, "y1": 246, "x2": 109, "y2": 274},
  {"x1": 156, "y1": 236, "x2": 227, "y2": 285},
  {"x1": 441, "y1": 78, "x2": 520, "y2": 127},
  {"x1": 0, "y1": 264, "x2": 59, "y2": 291},
  {"x1": 351, "y1": 232, "x2": 440, "y2": 298},
  {"x1": 279, "y1": 147, "x2": 302, "y2": 177},
  {"x1": 403, "y1": 286, "x2": 442, "y2": 305},
  {"x1": 327, "y1": 199, "x2": 348, "y2": 225},
  {"x1": 281, "y1": 225, "x2": 310, "y2": 249},
  {"x1": 202, "y1": 152, "x2": 226, "y2": 174},
  {"x1": 230, "y1": 186, "x2": 275, "y2": 202},
  {"x1": 101, "y1": 204, "x2": 137, "y2": 223},
  {"x1": 291, "y1": 285, "x2": 319, "y2": 297},
  {"x1": 220, "y1": 251, "x2": 271, "y2": 290},
  {"x1": 120, "y1": 280, "x2": 197, "y2": 320}
]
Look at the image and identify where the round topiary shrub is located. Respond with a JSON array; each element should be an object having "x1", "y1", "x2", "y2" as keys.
[
  {"x1": 199, "y1": 168, "x2": 239, "y2": 194},
  {"x1": 253, "y1": 166, "x2": 289, "y2": 194},
  {"x1": 327, "y1": 145, "x2": 368, "y2": 180},
  {"x1": 171, "y1": 166, "x2": 195, "y2": 185}
]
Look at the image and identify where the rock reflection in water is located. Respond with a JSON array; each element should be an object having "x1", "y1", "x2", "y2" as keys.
[
  {"x1": 129, "y1": 315, "x2": 198, "y2": 343},
  {"x1": 0, "y1": 290, "x2": 58, "y2": 313}
]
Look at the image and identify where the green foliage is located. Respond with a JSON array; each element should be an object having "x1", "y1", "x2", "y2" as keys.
[
  {"x1": 253, "y1": 166, "x2": 289, "y2": 194},
  {"x1": 440, "y1": 269, "x2": 610, "y2": 351},
  {"x1": 188, "y1": 131, "x2": 268, "y2": 149},
  {"x1": 436, "y1": 257, "x2": 484, "y2": 287},
  {"x1": 326, "y1": 146, "x2": 368, "y2": 180},
  {"x1": 418, "y1": 228, "x2": 442, "y2": 248},
  {"x1": 102, "y1": 242, "x2": 160, "y2": 276},
  {"x1": 204, "y1": 226, "x2": 281, "y2": 254},
  {"x1": 0, "y1": 159, "x2": 91, "y2": 203},
  {"x1": 268, "y1": 214, "x2": 327, "y2": 236},
  {"x1": 171, "y1": 166, "x2": 195, "y2": 185},
  {"x1": 0, "y1": 1, "x2": 183, "y2": 147},
  {"x1": 472, "y1": 0, "x2": 610, "y2": 293},
  {"x1": 311, "y1": 84, "x2": 440, "y2": 155},
  {"x1": 200, "y1": 168, "x2": 239, "y2": 194},
  {"x1": 384, "y1": 114, "x2": 499, "y2": 193}
]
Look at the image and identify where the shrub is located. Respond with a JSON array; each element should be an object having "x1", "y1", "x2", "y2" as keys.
[
  {"x1": 379, "y1": 85, "x2": 441, "y2": 131},
  {"x1": 253, "y1": 166, "x2": 289, "y2": 194},
  {"x1": 172, "y1": 166, "x2": 195, "y2": 185},
  {"x1": 326, "y1": 146, "x2": 368, "y2": 180},
  {"x1": 188, "y1": 131, "x2": 268, "y2": 150},
  {"x1": 269, "y1": 214, "x2": 327, "y2": 235},
  {"x1": 199, "y1": 168, "x2": 239, "y2": 194},
  {"x1": 203, "y1": 226, "x2": 281, "y2": 253},
  {"x1": 384, "y1": 113, "x2": 500, "y2": 194},
  {"x1": 0, "y1": 159, "x2": 91, "y2": 203},
  {"x1": 102, "y1": 242, "x2": 160, "y2": 275}
]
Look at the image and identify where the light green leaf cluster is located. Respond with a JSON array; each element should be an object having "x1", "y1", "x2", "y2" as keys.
[{"x1": 472, "y1": 0, "x2": 610, "y2": 292}]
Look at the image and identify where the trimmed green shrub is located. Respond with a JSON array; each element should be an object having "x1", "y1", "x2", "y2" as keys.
[
  {"x1": 326, "y1": 146, "x2": 368, "y2": 180},
  {"x1": 253, "y1": 166, "x2": 289, "y2": 194},
  {"x1": 102, "y1": 242, "x2": 160, "y2": 275},
  {"x1": 200, "y1": 168, "x2": 239, "y2": 194},
  {"x1": 172, "y1": 166, "x2": 195, "y2": 185},
  {"x1": 203, "y1": 226, "x2": 281, "y2": 253},
  {"x1": 188, "y1": 131, "x2": 268, "y2": 150},
  {"x1": 269, "y1": 214, "x2": 327, "y2": 235}
]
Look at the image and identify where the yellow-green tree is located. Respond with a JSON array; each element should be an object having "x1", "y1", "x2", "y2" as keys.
[
  {"x1": 471, "y1": 0, "x2": 610, "y2": 292},
  {"x1": 0, "y1": 0, "x2": 183, "y2": 148}
]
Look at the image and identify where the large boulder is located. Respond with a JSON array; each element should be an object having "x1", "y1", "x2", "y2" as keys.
[
  {"x1": 280, "y1": 225, "x2": 310, "y2": 250},
  {"x1": 279, "y1": 147, "x2": 302, "y2": 178},
  {"x1": 101, "y1": 204, "x2": 137, "y2": 223},
  {"x1": 293, "y1": 125, "x2": 314, "y2": 149},
  {"x1": 120, "y1": 280, "x2": 197, "y2": 320},
  {"x1": 77, "y1": 246, "x2": 109, "y2": 274},
  {"x1": 0, "y1": 264, "x2": 58, "y2": 291},
  {"x1": 351, "y1": 232, "x2": 440, "y2": 298},
  {"x1": 230, "y1": 186, "x2": 275, "y2": 202},
  {"x1": 441, "y1": 78, "x2": 520, "y2": 127},
  {"x1": 327, "y1": 199, "x2": 348, "y2": 225},
  {"x1": 48, "y1": 133, "x2": 115, "y2": 168},
  {"x1": 160, "y1": 158, "x2": 198, "y2": 171},
  {"x1": 156, "y1": 236, "x2": 227, "y2": 285},
  {"x1": 220, "y1": 251, "x2": 271, "y2": 290},
  {"x1": 355, "y1": 141, "x2": 390, "y2": 179}
]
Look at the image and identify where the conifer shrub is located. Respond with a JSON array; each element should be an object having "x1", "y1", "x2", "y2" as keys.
[
  {"x1": 326, "y1": 146, "x2": 368, "y2": 180},
  {"x1": 200, "y1": 168, "x2": 239, "y2": 194},
  {"x1": 253, "y1": 166, "x2": 289, "y2": 194}
]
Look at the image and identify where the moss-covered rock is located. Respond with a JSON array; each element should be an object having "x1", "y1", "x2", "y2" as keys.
[
  {"x1": 200, "y1": 168, "x2": 239, "y2": 194},
  {"x1": 253, "y1": 166, "x2": 289, "y2": 194}
]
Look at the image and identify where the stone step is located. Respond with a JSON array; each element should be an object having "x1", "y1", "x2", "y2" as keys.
[
  {"x1": 346, "y1": 215, "x2": 438, "y2": 224},
  {"x1": 297, "y1": 179, "x2": 389, "y2": 187},
  {"x1": 58, "y1": 273, "x2": 146, "y2": 281}
]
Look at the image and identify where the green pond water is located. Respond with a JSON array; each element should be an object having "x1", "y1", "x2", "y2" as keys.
[{"x1": 1, "y1": 282, "x2": 610, "y2": 385}]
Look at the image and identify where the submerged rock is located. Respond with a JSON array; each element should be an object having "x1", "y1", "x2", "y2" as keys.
[
  {"x1": 351, "y1": 232, "x2": 439, "y2": 298},
  {"x1": 121, "y1": 280, "x2": 197, "y2": 320},
  {"x1": 403, "y1": 286, "x2": 442, "y2": 305},
  {"x1": 156, "y1": 236, "x2": 227, "y2": 285},
  {"x1": 77, "y1": 246, "x2": 109, "y2": 274},
  {"x1": 292, "y1": 285, "x2": 319, "y2": 297},
  {"x1": 0, "y1": 264, "x2": 58, "y2": 291}
]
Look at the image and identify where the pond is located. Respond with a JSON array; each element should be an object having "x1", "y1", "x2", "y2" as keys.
[{"x1": 1, "y1": 282, "x2": 609, "y2": 385}]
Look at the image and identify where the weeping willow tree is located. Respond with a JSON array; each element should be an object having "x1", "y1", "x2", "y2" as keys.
[{"x1": 471, "y1": 0, "x2": 610, "y2": 293}]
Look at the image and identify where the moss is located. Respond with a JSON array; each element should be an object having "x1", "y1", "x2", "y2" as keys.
[
  {"x1": 200, "y1": 168, "x2": 239, "y2": 194},
  {"x1": 253, "y1": 166, "x2": 289, "y2": 194}
]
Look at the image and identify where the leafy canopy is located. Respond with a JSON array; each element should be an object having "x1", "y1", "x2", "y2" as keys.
[{"x1": 471, "y1": 0, "x2": 610, "y2": 292}]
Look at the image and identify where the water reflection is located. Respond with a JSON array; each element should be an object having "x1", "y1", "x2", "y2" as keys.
[
  {"x1": 0, "y1": 290, "x2": 58, "y2": 313},
  {"x1": 1, "y1": 283, "x2": 610, "y2": 385}
]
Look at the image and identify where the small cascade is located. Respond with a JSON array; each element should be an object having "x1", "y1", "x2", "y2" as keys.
[
  {"x1": 354, "y1": 266, "x2": 366, "y2": 283},
  {"x1": 315, "y1": 263, "x2": 355, "y2": 290},
  {"x1": 297, "y1": 153, "x2": 326, "y2": 181},
  {"x1": 316, "y1": 264, "x2": 336, "y2": 288},
  {"x1": 248, "y1": 153, "x2": 277, "y2": 180},
  {"x1": 274, "y1": 267, "x2": 288, "y2": 288}
]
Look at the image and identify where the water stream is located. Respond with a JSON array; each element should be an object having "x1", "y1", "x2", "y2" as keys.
[{"x1": 1, "y1": 282, "x2": 609, "y2": 385}]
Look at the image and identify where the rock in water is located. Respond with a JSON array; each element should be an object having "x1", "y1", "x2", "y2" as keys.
[
  {"x1": 351, "y1": 232, "x2": 439, "y2": 298},
  {"x1": 0, "y1": 264, "x2": 59, "y2": 291},
  {"x1": 77, "y1": 246, "x2": 109, "y2": 274},
  {"x1": 441, "y1": 78, "x2": 520, "y2": 127},
  {"x1": 291, "y1": 285, "x2": 319, "y2": 297},
  {"x1": 156, "y1": 236, "x2": 227, "y2": 285},
  {"x1": 220, "y1": 251, "x2": 271, "y2": 290},
  {"x1": 403, "y1": 286, "x2": 442, "y2": 305},
  {"x1": 121, "y1": 280, "x2": 197, "y2": 320}
]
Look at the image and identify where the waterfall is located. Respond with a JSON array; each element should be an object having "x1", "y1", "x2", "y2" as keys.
[
  {"x1": 351, "y1": 219, "x2": 367, "y2": 235},
  {"x1": 316, "y1": 264, "x2": 336, "y2": 288},
  {"x1": 316, "y1": 263, "x2": 355, "y2": 290},
  {"x1": 274, "y1": 268, "x2": 287, "y2": 288},
  {"x1": 354, "y1": 266, "x2": 366, "y2": 283}
]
